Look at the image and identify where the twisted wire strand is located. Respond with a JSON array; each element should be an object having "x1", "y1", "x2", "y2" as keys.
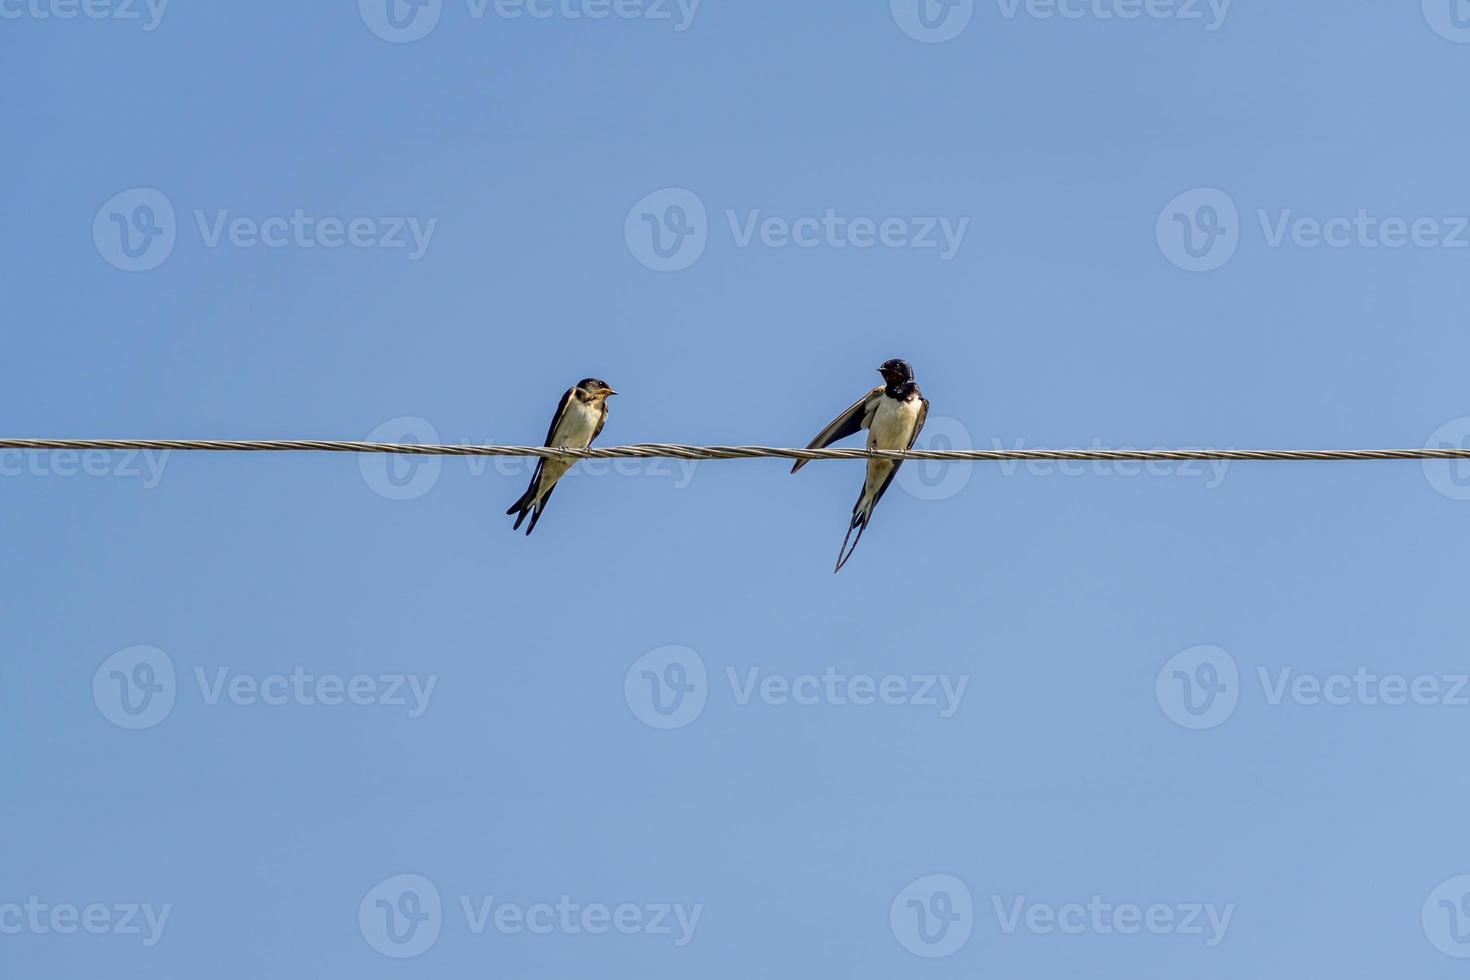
[{"x1": 0, "y1": 439, "x2": 1466, "y2": 463}]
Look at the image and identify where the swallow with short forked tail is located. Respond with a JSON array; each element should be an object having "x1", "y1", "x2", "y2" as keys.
[{"x1": 506, "y1": 378, "x2": 617, "y2": 534}]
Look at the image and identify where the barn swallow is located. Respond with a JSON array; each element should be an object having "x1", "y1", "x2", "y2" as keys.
[
  {"x1": 506, "y1": 378, "x2": 617, "y2": 535},
  {"x1": 792, "y1": 359, "x2": 929, "y2": 572}
]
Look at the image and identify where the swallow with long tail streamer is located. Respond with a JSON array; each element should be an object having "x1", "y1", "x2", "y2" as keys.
[
  {"x1": 792, "y1": 359, "x2": 929, "y2": 572},
  {"x1": 507, "y1": 378, "x2": 617, "y2": 534}
]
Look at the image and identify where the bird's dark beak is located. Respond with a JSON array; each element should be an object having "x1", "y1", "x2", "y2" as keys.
[{"x1": 606, "y1": 388, "x2": 619, "y2": 397}]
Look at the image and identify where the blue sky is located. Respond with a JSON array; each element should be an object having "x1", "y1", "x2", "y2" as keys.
[{"x1": 4, "y1": 1, "x2": 1470, "y2": 976}]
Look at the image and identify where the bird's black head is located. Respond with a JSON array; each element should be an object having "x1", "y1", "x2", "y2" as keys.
[
  {"x1": 877, "y1": 359, "x2": 915, "y2": 389},
  {"x1": 576, "y1": 378, "x2": 618, "y2": 399}
]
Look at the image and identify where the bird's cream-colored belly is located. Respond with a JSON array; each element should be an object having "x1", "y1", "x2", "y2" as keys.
[
  {"x1": 867, "y1": 396, "x2": 921, "y2": 450},
  {"x1": 862, "y1": 396, "x2": 922, "y2": 505},
  {"x1": 553, "y1": 399, "x2": 602, "y2": 450},
  {"x1": 536, "y1": 399, "x2": 602, "y2": 500}
]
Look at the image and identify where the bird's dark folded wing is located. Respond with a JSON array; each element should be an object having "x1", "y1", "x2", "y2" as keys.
[
  {"x1": 542, "y1": 388, "x2": 577, "y2": 447},
  {"x1": 908, "y1": 397, "x2": 929, "y2": 451},
  {"x1": 791, "y1": 386, "x2": 881, "y2": 473}
]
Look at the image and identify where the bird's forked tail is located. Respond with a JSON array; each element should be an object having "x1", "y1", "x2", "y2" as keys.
[
  {"x1": 834, "y1": 493, "x2": 875, "y2": 573},
  {"x1": 506, "y1": 465, "x2": 555, "y2": 535}
]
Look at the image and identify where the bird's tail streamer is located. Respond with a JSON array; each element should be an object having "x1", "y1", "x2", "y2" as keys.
[{"x1": 834, "y1": 511, "x2": 870, "y2": 574}]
